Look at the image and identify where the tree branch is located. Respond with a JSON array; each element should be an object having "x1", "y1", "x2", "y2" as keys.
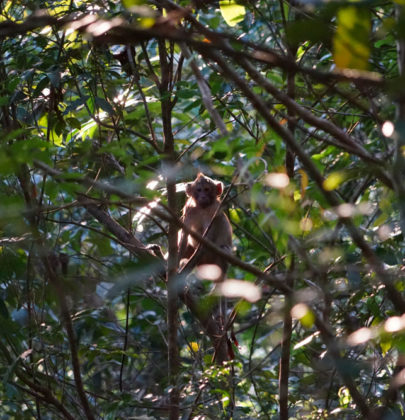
[
  {"x1": 0, "y1": 11, "x2": 385, "y2": 88},
  {"x1": 180, "y1": 43, "x2": 228, "y2": 136}
]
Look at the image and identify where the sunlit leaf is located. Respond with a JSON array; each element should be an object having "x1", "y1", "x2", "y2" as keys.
[
  {"x1": 138, "y1": 17, "x2": 155, "y2": 28},
  {"x1": 219, "y1": 0, "x2": 246, "y2": 27},
  {"x1": 291, "y1": 303, "x2": 315, "y2": 328},
  {"x1": 190, "y1": 342, "x2": 199, "y2": 352},
  {"x1": 323, "y1": 171, "x2": 346, "y2": 191},
  {"x1": 122, "y1": 0, "x2": 146, "y2": 8},
  {"x1": 338, "y1": 387, "x2": 351, "y2": 407},
  {"x1": 333, "y1": 6, "x2": 371, "y2": 70},
  {"x1": 229, "y1": 208, "x2": 241, "y2": 223},
  {"x1": 298, "y1": 169, "x2": 308, "y2": 198},
  {"x1": 38, "y1": 115, "x2": 64, "y2": 147},
  {"x1": 380, "y1": 338, "x2": 392, "y2": 355}
]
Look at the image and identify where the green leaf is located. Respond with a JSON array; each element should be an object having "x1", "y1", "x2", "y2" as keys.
[
  {"x1": 287, "y1": 18, "x2": 331, "y2": 46},
  {"x1": 0, "y1": 299, "x2": 9, "y2": 319},
  {"x1": 66, "y1": 117, "x2": 81, "y2": 130},
  {"x1": 95, "y1": 97, "x2": 114, "y2": 116},
  {"x1": 48, "y1": 69, "x2": 61, "y2": 88},
  {"x1": 219, "y1": 0, "x2": 245, "y2": 27},
  {"x1": 176, "y1": 89, "x2": 197, "y2": 99},
  {"x1": 33, "y1": 76, "x2": 50, "y2": 98}
]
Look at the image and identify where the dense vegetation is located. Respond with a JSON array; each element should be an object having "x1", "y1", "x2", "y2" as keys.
[{"x1": 1, "y1": 0, "x2": 405, "y2": 418}]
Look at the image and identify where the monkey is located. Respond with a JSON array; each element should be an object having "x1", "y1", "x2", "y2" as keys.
[
  {"x1": 178, "y1": 173, "x2": 232, "y2": 281},
  {"x1": 178, "y1": 173, "x2": 234, "y2": 363}
]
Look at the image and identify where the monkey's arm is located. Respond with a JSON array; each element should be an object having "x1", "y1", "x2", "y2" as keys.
[
  {"x1": 177, "y1": 213, "x2": 195, "y2": 267},
  {"x1": 177, "y1": 228, "x2": 188, "y2": 266}
]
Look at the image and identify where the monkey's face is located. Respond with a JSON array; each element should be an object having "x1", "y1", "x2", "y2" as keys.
[{"x1": 189, "y1": 180, "x2": 217, "y2": 208}]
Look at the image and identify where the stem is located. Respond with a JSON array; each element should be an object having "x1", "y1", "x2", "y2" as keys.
[
  {"x1": 119, "y1": 289, "x2": 131, "y2": 392},
  {"x1": 279, "y1": 265, "x2": 294, "y2": 419},
  {"x1": 159, "y1": 34, "x2": 181, "y2": 420}
]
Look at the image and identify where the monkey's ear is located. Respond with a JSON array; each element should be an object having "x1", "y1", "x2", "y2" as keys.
[
  {"x1": 216, "y1": 181, "x2": 223, "y2": 196},
  {"x1": 185, "y1": 182, "x2": 193, "y2": 196}
]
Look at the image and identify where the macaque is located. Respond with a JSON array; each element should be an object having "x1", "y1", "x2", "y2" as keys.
[{"x1": 178, "y1": 173, "x2": 232, "y2": 280}]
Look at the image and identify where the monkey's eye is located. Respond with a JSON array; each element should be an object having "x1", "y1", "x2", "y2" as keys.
[
  {"x1": 196, "y1": 187, "x2": 202, "y2": 192},
  {"x1": 204, "y1": 187, "x2": 209, "y2": 192}
]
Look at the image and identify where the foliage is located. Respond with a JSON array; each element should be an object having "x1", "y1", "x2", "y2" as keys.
[{"x1": 0, "y1": 0, "x2": 405, "y2": 419}]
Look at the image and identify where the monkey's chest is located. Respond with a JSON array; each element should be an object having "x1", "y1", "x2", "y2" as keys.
[{"x1": 188, "y1": 214, "x2": 214, "y2": 246}]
